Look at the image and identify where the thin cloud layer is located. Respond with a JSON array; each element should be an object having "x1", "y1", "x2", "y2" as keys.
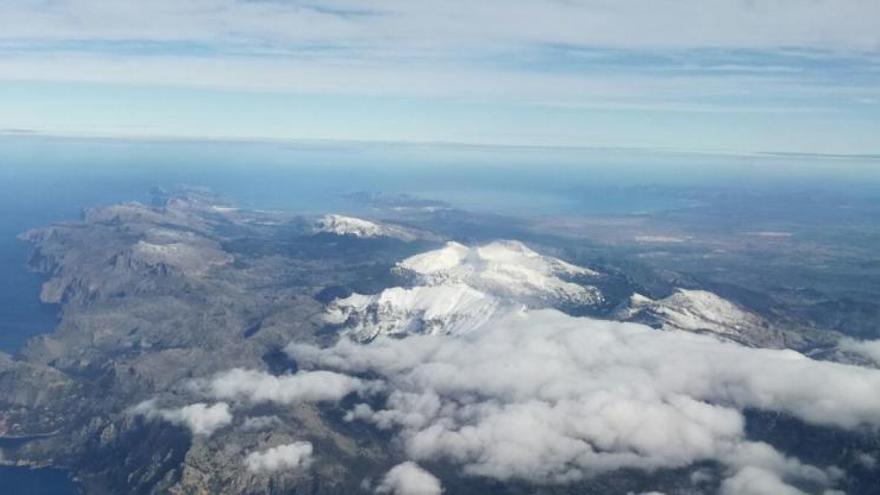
[
  {"x1": 1, "y1": 1, "x2": 878, "y2": 153},
  {"x1": 838, "y1": 338, "x2": 880, "y2": 366},
  {"x1": 287, "y1": 308, "x2": 880, "y2": 490},
  {"x1": 241, "y1": 415, "x2": 283, "y2": 432},
  {"x1": 3, "y1": 2, "x2": 877, "y2": 102},
  {"x1": 198, "y1": 367, "x2": 380, "y2": 405},
  {"x1": 2, "y1": 1, "x2": 878, "y2": 51}
]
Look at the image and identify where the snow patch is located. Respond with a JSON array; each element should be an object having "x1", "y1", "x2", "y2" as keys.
[
  {"x1": 614, "y1": 289, "x2": 785, "y2": 347},
  {"x1": 313, "y1": 214, "x2": 423, "y2": 241},
  {"x1": 327, "y1": 284, "x2": 510, "y2": 341}
]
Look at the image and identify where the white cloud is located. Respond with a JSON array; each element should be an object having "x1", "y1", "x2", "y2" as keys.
[
  {"x1": 199, "y1": 368, "x2": 380, "y2": 404},
  {"x1": 720, "y1": 466, "x2": 807, "y2": 495},
  {"x1": 838, "y1": 338, "x2": 880, "y2": 366},
  {"x1": 288, "y1": 307, "x2": 880, "y2": 490},
  {"x1": 131, "y1": 400, "x2": 232, "y2": 436},
  {"x1": 245, "y1": 441, "x2": 314, "y2": 473},
  {"x1": 375, "y1": 462, "x2": 443, "y2": 495}
]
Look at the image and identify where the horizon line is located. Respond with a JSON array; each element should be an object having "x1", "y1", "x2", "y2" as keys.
[{"x1": 3, "y1": 129, "x2": 879, "y2": 162}]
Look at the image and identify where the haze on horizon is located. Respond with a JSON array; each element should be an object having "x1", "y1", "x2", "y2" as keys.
[{"x1": 1, "y1": 0, "x2": 879, "y2": 155}]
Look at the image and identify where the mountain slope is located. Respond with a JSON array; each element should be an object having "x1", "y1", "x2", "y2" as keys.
[
  {"x1": 327, "y1": 240, "x2": 602, "y2": 340},
  {"x1": 395, "y1": 240, "x2": 601, "y2": 306},
  {"x1": 612, "y1": 289, "x2": 790, "y2": 348},
  {"x1": 326, "y1": 284, "x2": 508, "y2": 341},
  {"x1": 312, "y1": 214, "x2": 427, "y2": 241}
]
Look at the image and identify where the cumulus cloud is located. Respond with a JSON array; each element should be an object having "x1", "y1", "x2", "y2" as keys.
[
  {"x1": 287, "y1": 308, "x2": 880, "y2": 490},
  {"x1": 375, "y1": 462, "x2": 443, "y2": 495},
  {"x1": 720, "y1": 466, "x2": 807, "y2": 495},
  {"x1": 131, "y1": 400, "x2": 232, "y2": 436},
  {"x1": 199, "y1": 368, "x2": 380, "y2": 404},
  {"x1": 245, "y1": 441, "x2": 313, "y2": 473}
]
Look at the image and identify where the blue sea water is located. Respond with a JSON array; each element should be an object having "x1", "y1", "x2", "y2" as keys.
[
  {"x1": 0, "y1": 465, "x2": 80, "y2": 495},
  {"x1": 0, "y1": 135, "x2": 878, "y2": 492},
  {"x1": 0, "y1": 229, "x2": 57, "y2": 353}
]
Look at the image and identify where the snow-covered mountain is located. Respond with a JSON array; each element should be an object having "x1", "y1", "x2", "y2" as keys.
[
  {"x1": 325, "y1": 284, "x2": 509, "y2": 341},
  {"x1": 326, "y1": 240, "x2": 795, "y2": 348},
  {"x1": 326, "y1": 240, "x2": 602, "y2": 341},
  {"x1": 613, "y1": 289, "x2": 788, "y2": 348},
  {"x1": 312, "y1": 214, "x2": 425, "y2": 241},
  {"x1": 395, "y1": 240, "x2": 601, "y2": 306}
]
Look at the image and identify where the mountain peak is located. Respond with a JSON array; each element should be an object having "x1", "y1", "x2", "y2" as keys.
[
  {"x1": 327, "y1": 241, "x2": 603, "y2": 341},
  {"x1": 312, "y1": 214, "x2": 425, "y2": 241},
  {"x1": 395, "y1": 240, "x2": 601, "y2": 305}
]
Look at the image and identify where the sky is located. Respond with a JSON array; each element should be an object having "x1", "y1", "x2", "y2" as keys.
[{"x1": 0, "y1": 0, "x2": 879, "y2": 154}]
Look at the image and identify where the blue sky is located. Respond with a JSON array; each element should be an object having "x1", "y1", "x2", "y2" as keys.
[{"x1": 0, "y1": 0, "x2": 878, "y2": 154}]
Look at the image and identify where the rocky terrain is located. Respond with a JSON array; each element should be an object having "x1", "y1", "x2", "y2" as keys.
[
  {"x1": 1, "y1": 188, "x2": 878, "y2": 495},
  {"x1": 0, "y1": 189, "x2": 440, "y2": 494}
]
